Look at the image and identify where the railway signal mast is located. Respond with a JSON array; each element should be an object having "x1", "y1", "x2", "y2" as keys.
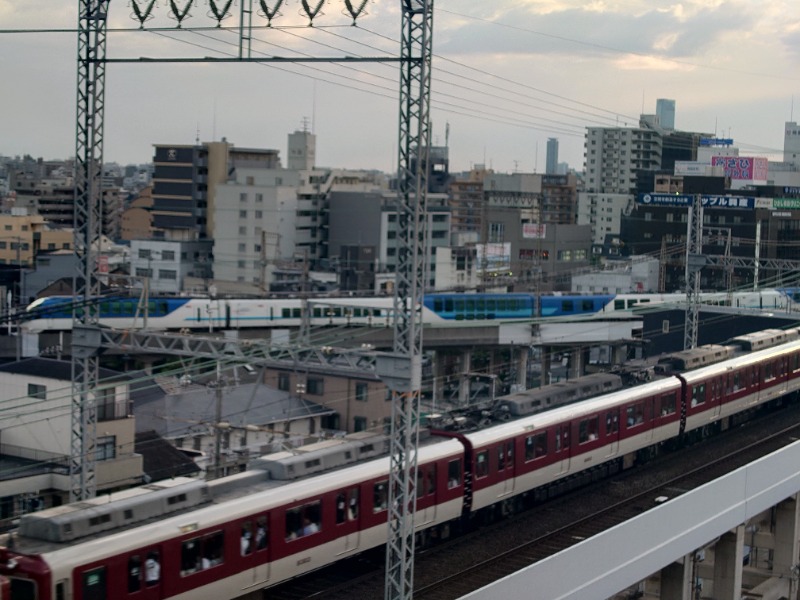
[{"x1": 70, "y1": 1, "x2": 433, "y2": 597}]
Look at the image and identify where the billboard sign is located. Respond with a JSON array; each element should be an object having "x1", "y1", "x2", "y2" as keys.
[
  {"x1": 638, "y1": 193, "x2": 693, "y2": 206},
  {"x1": 711, "y1": 156, "x2": 768, "y2": 181},
  {"x1": 476, "y1": 243, "x2": 511, "y2": 270},
  {"x1": 522, "y1": 223, "x2": 546, "y2": 239},
  {"x1": 701, "y1": 196, "x2": 755, "y2": 209}
]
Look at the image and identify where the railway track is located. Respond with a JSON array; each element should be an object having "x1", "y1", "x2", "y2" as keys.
[{"x1": 263, "y1": 402, "x2": 800, "y2": 600}]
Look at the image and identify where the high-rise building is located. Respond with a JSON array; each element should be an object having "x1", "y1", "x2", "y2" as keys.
[
  {"x1": 656, "y1": 99, "x2": 676, "y2": 130},
  {"x1": 583, "y1": 127, "x2": 663, "y2": 194},
  {"x1": 546, "y1": 138, "x2": 559, "y2": 174},
  {"x1": 785, "y1": 121, "x2": 800, "y2": 167}
]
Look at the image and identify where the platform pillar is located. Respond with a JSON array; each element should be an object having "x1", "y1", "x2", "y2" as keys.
[
  {"x1": 660, "y1": 555, "x2": 693, "y2": 600},
  {"x1": 458, "y1": 348, "x2": 472, "y2": 405},
  {"x1": 539, "y1": 345, "x2": 551, "y2": 387},
  {"x1": 568, "y1": 346, "x2": 583, "y2": 379},
  {"x1": 712, "y1": 525, "x2": 745, "y2": 600},
  {"x1": 516, "y1": 347, "x2": 528, "y2": 389},
  {"x1": 773, "y1": 495, "x2": 800, "y2": 579}
]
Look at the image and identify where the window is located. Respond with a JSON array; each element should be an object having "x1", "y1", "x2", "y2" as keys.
[
  {"x1": 161, "y1": 250, "x2": 175, "y2": 260},
  {"x1": 606, "y1": 411, "x2": 619, "y2": 434},
  {"x1": 578, "y1": 416, "x2": 599, "y2": 443},
  {"x1": 239, "y1": 210, "x2": 247, "y2": 219},
  {"x1": 128, "y1": 555, "x2": 143, "y2": 593},
  {"x1": 238, "y1": 243, "x2": 246, "y2": 252},
  {"x1": 96, "y1": 387, "x2": 116, "y2": 421},
  {"x1": 691, "y1": 384, "x2": 706, "y2": 407},
  {"x1": 373, "y1": 482, "x2": 388, "y2": 512},
  {"x1": 525, "y1": 432, "x2": 547, "y2": 461},
  {"x1": 661, "y1": 393, "x2": 676, "y2": 416},
  {"x1": 255, "y1": 210, "x2": 263, "y2": 219},
  {"x1": 240, "y1": 192, "x2": 248, "y2": 202},
  {"x1": 286, "y1": 501, "x2": 320, "y2": 540},
  {"x1": 354, "y1": 416, "x2": 367, "y2": 432},
  {"x1": 180, "y1": 530, "x2": 224, "y2": 575},
  {"x1": 626, "y1": 403, "x2": 644, "y2": 426},
  {"x1": 28, "y1": 383, "x2": 46, "y2": 400},
  {"x1": 355, "y1": 382, "x2": 368, "y2": 402},
  {"x1": 82, "y1": 567, "x2": 107, "y2": 600},
  {"x1": 447, "y1": 458, "x2": 462, "y2": 488},
  {"x1": 158, "y1": 270, "x2": 177, "y2": 280},
  {"x1": 307, "y1": 378, "x2": 324, "y2": 395},
  {"x1": 475, "y1": 450, "x2": 489, "y2": 479},
  {"x1": 96, "y1": 436, "x2": 116, "y2": 461},
  {"x1": 239, "y1": 226, "x2": 247, "y2": 235},
  {"x1": 138, "y1": 248, "x2": 151, "y2": 259},
  {"x1": 255, "y1": 193, "x2": 263, "y2": 203},
  {"x1": 278, "y1": 372, "x2": 290, "y2": 391}
]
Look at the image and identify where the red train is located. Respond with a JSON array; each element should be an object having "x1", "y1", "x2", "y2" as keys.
[{"x1": 2, "y1": 331, "x2": 800, "y2": 600}]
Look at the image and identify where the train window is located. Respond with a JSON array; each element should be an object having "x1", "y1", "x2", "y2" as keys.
[
  {"x1": 691, "y1": 385, "x2": 706, "y2": 407},
  {"x1": 336, "y1": 493, "x2": 347, "y2": 523},
  {"x1": 128, "y1": 555, "x2": 142, "y2": 593},
  {"x1": 444, "y1": 298, "x2": 453, "y2": 312},
  {"x1": 82, "y1": 567, "x2": 107, "y2": 600},
  {"x1": 466, "y1": 299, "x2": 475, "y2": 312},
  {"x1": 454, "y1": 300, "x2": 464, "y2": 313},
  {"x1": 497, "y1": 445, "x2": 505, "y2": 470},
  {"x1": 286, "y1": 502, "x2": 321, "y2": 539},
  {"x1": 256, "y1": 516, "x2": 268, "y2": 550},
  {"x1": 348, "y1": 489, "x2": 360, "y2": 519},
  {"x1": 447, "y1": 459, "x2": 462, "y2": 489},
  {"x1": 793, "y1": 354, "x2": 800, "y2": 372},
  {"x1": 373, "y1": 482, "x2": 389, "y2": 512},
  {"x1": 293, "y1": 308, "x2": 302, "y2": 318},
  {"x1": 486, "y1": 299, "x2": 496, "y2": 312},
  {"x1": 733, "y1": 372, "x2": 742, "y2": 391},
  {"x1": 578, "y1": 417, "x2": 599, "y2": 443},
  {"x1": 626, "y1": 404, "x2": 645, "y2": 427},
  {"x1": 282, "y1": 308, "x2": 290, "y2": 318},
  {"x1": 416, "y1": 469, "x2": 426, "y2": 498},
  {"x1": 561, "y1": 300, "x2": 574, "y2": 312},
  {"x1": 555, "y1": 427, "x2": 562, "y2": 452},
  {"x1": 614, "y1": 300, "x2": 625, "y2": 310},
  {"x1": 56, "y1": 580, "x2": 66, "y2": 600},
  {"x1": 427, "y1": 465, "x2": 437, "y2": 494},
  {"x1": 525, "y1": 433, "x2": 547, "y2": 461},
  {"x1": 433, "y1": 298, "x2": 444, "y2": 312},
  {"x1": 661, "y1": 393, "x2": 677, "y2": 416},
  {"x1": 606, "y1": 411, "x2": 619, "y2": 434},
  {"x1": 181, "y1": 531, "x2": 224, "y2": 575},
  {"x1": 764, "y1": 362, "x2": 775, "y2": 381},
  {"x1": 10, "y1": 578, "x2": 37, "y2": 600},
  {"x1": 241, "y1": 522, "x2": 254, "y2": 555},
  {"x1": 475, "y1": 450, "x2": 489, "y2": 478},
  {"x1": 582, "y1": 300, "x2": 594, "y2": 311}
]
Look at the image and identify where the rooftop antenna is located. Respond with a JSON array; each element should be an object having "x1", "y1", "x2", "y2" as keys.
[
  {"x1": 195, "y1": 124, "x2": 200, "y2": 145},
  {"x1": 445, "y1": 121, "x2": 450, "y2": 148}
]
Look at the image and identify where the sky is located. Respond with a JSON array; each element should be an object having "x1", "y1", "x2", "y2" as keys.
[{"x1": 0, "y1": 0, "x2": 798, "y2": 175}]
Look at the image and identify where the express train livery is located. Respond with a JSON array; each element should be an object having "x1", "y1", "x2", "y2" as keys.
[
  {"x1": 3, "y1": 326, "x2": 800, "y2": 600},
  {"x1": 20, "y1": 288, "x2": 797, "y2": 333}
]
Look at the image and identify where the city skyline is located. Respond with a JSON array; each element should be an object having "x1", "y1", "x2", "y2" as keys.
[{"x1": 0, "y1": 1, "x2": 797, "y2": 173}]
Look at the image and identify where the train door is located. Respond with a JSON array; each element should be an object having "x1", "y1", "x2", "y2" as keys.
[
  {"x1": 124, "y1": 546, "x2": 163, "y2": 600},
  {"x1": 335, "y1": 488, "x2": 361, "y2": 555},
  {"x1": 250, "y1": 515, "x2": 271, "y2": 587},
  {"x1": 603, "y1": 409, "x2": 620, "y2": 459},
  {"x1": 414, "y1": 466, "x2": 437, "y2": 527},
  {"x1": 499, "y1": 441, "x2": 515, "y2": 496},
  {"x1": 554, "y1": 425, "x2": 570, "y2": 475}
]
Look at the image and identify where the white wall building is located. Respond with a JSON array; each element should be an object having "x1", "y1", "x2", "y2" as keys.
[
  {"x1": 577, "y1": 192, "x2": 632, "y2": 247},
  {"x1": 584, "y1": 127, "x2": 663, "y2": 194}
]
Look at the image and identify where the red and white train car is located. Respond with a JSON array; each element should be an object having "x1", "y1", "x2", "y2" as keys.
[{"x1": 0, "y1": 438, "x2": 464, "y2": 600}]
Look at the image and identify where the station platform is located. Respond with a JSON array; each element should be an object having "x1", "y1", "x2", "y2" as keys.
[{"x1": 462, "y1": 440, "x2": 800, "y2": 600}]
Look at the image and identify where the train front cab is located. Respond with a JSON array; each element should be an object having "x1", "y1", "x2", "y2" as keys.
[{"x1": 0, "y1": 549, "x2": 49, "y2": 600}]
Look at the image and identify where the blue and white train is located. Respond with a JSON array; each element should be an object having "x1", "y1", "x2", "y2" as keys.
[{"x1": 21, "y1": 289, "x2": 798, "y2": 333}]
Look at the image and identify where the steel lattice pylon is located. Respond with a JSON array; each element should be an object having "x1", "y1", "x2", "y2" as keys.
[
  {"x1": 384, "y1": 2, "x2": 433, "y2": 598},
  {"x1": 684, "y1": 195, "x2": 704, "y2": 350},
  {"x1": 71, "y1": 0, "x2": 108, "y2": 502}
]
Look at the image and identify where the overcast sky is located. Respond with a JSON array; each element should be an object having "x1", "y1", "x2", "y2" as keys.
[{"x1": 0, "y1": 1, "x2": 798, "y2": 174}]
